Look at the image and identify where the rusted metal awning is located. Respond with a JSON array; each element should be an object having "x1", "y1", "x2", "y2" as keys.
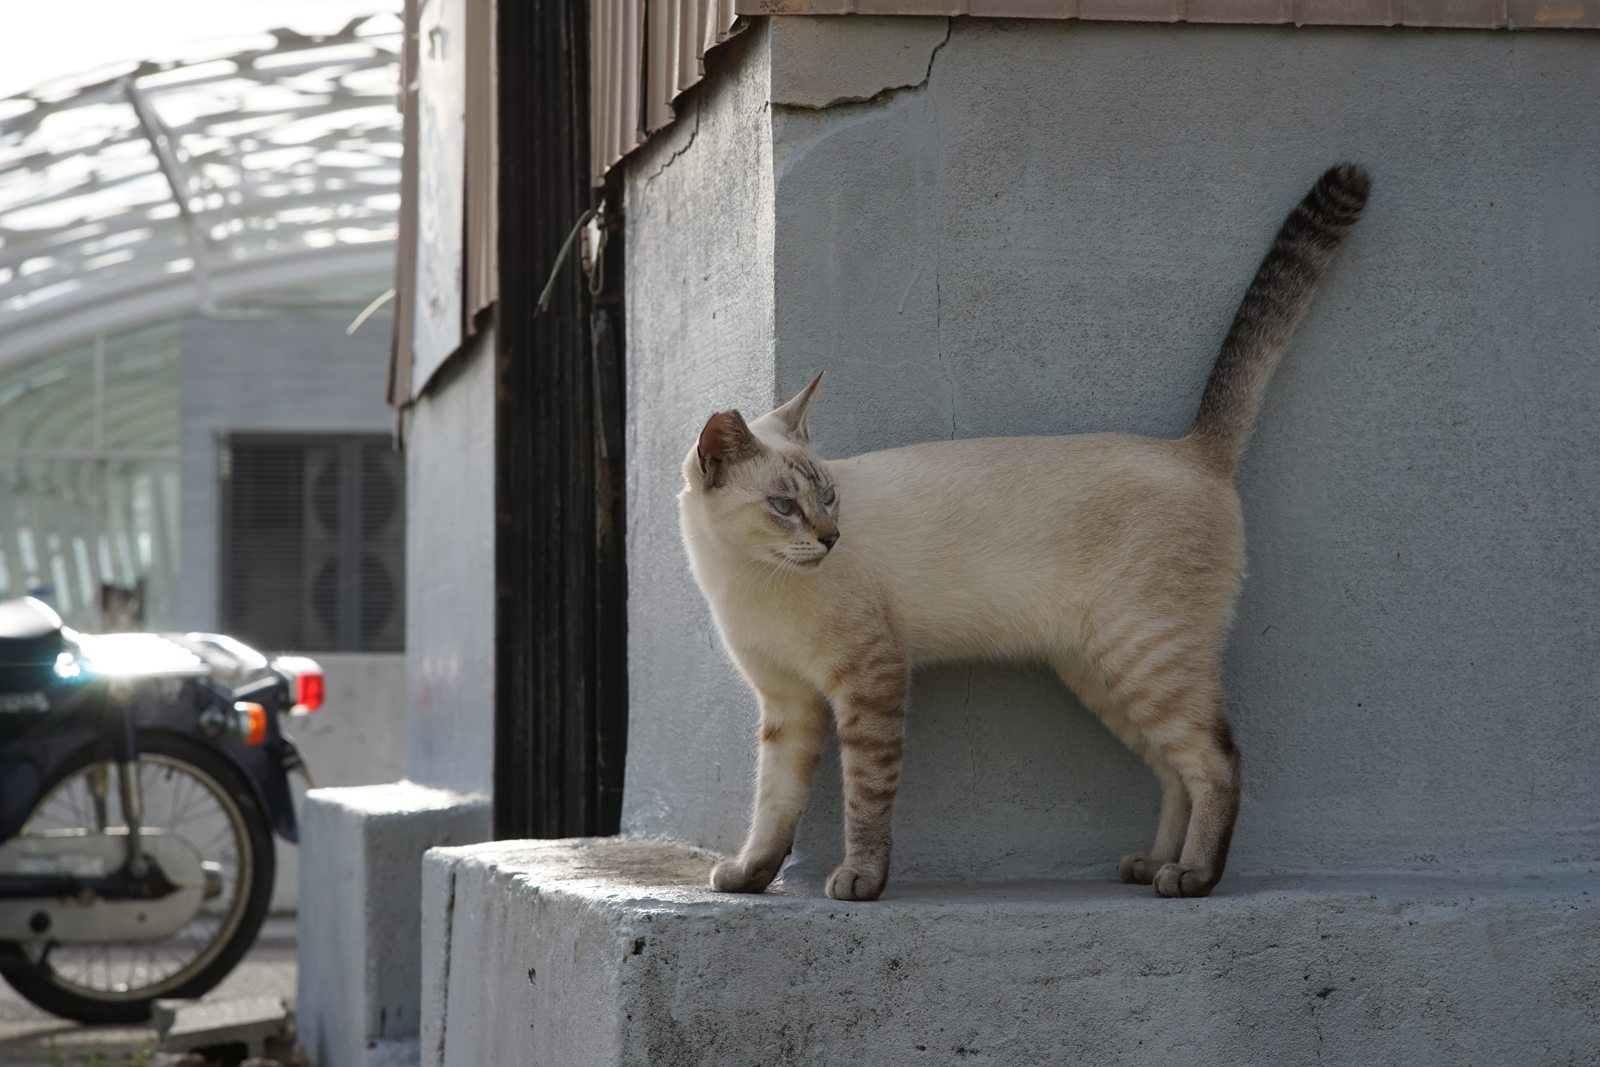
[
  {"x1": 590, "y1": 0, "x2": 741, "y2": 186},
  {"x1": 387, "y1": 0, "x2": 498, "y2": 407}
]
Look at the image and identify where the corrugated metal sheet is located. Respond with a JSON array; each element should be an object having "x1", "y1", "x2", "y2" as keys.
[
  {"x1": 465, "y1": 0, "x2": 499, "y2": 324},
  {"x1": 591, "y1": 0, "x2": 741, "y2": 185},
  {"x1": 732, "y1": 0, "x2": 1600, "y2": 29},
  {"x1": 412, "y1": 0, "x2": 469, "y2": 393},
  {"x1": 389, "y1": 0, "x2": 497, "y2": 410},
  {"x1": 591, "y1": 0, "x2": 644, "y2": 187},
  {"x1": 388, "y1": 0, "x2": 422, "y2": 407}
]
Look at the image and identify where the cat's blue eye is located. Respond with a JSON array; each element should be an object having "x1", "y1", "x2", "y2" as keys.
[
  {"x1": 769, "y1": 497, "x2": 794, "y2": 515},
  {"x1": 821, "y1": 487, "x2": 836, "y2": 506}
]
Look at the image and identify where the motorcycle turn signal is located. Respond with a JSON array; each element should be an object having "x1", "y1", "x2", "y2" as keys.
[
  {"x1": 234, "y1": 702, "x2": 268, "y2": 746},
  {"x1": 198, "y1": 700, "x2": 268, "y2": 746}
]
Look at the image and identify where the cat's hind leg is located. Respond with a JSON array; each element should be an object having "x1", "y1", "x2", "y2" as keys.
[
  {"x1": 1052, "y1": 653, "x2": 1190, "y2": 885},
  {"x1": 1116, "y1": 751, "x2": 1190, "y2": 886},
  {"x1": 1147, "y1": 690, "x2": 1240, "y2": 898},
  {"x1": 1112, "y1": 671, "x2": 1240, "y2": 898},
  {"x1": 710, "y1": 672, "x2": 831, "y2": 894}
]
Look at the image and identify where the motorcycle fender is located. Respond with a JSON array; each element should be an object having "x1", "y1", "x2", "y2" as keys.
[
  {"x1": 236, "y1": 738, "x2": 299, "y2": 845},
  {"x1": 138, "y1": 684, "x2": 300, "y2": 846}
]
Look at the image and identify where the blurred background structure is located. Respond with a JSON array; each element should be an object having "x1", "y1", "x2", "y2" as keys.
[
  {"x1": 0, "y1": 7, "x2": 408, "y2": 946},
  {"x1": 0, "y1": 13, "x2": 403, "y2": 643}
]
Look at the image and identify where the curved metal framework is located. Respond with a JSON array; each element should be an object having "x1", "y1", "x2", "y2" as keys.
[{"x1": 0, "y1": 15, "x2": 401, "y2": 368}]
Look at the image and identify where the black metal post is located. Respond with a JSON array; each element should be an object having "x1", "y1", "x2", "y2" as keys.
[{"x1": 494, "y1": 0, "x2": 627, "y2": 839}]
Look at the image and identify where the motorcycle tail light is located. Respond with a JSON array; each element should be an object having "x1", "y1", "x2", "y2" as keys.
[
  {"x1": 270, "y1": 655, "x2": 324, "y2": 714},
  {"x1": 296, "y1": 670, "x2": 324, "y2": 714},
  {"x1": 233, "y1": 702, "x2": 268, "y2": 746}
]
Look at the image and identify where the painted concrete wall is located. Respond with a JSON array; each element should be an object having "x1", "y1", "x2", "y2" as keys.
[
  {"x1": 403, "y1": 327, "x2": 496, "y2": 795},
  {"x1": 622, "y1": 25, "x2": 778, "y2": 850},
  {"x1": 178, "y1": 315, "x2": 395, "y2": 633},
  {"x1": 622, "y1": 18, "x2": 1600, "y2": 882},
  {"x1": 270, "y1": 652, "x2": 407, "y2": 912}
]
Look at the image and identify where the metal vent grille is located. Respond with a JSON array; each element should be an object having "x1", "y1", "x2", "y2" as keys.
[{"x1": 220, "y1": 434, "x2": 404, "y2": 653}]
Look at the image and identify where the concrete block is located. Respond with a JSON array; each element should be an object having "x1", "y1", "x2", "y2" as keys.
[
  {"x1": 272, "y1": 652, "x2": 408, "y2": 913},
  {"x1": 299, "y1": 782, "x2": 491, "y2": 1067},
  {"x1": 422, "y1": 838, "x2": 1600, "y2": 1067},
  {"x1": 153, "y1": 994, "x2": 292, "y2": 1060}
]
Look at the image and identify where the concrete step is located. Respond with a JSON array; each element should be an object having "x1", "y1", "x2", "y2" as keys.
[
  {"x1": 153, "y1": 993, "x2": 293, "y2": 1061},
  {"x1": 420, "y1": 838, "x2": 1598, "y2": 1067}
]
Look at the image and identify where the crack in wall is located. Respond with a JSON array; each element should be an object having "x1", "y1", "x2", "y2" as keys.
[
  {"x1": 928, "y1": 21, "x2": 953, "y2": 440},
  {"x1": 642, "y1": 96, "x2": 702, "y2": 188},
  {"x1": 925, "y1": 18, "x2": 954, "y2": 83},
  {"x1": 769, "y1": 21, "x2": 957, "y2": 435},
  {"x1": 431, "y1": 865, "x2": 457, "y2": 1067}
]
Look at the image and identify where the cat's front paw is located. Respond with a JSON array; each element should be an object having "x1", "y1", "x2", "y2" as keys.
[
  {"x1": 1152, "y1": 862, "x2": 1220, "y2": 898},
  {"x1": 1117, "y1": 851, "x2": 1161, "y2": 885},
  {"x1": 709, "y1": 857, "x2": 779, "y2": 894},
  {"x1": 825, "y1": 863, "x2": 887, "y2": 901}
]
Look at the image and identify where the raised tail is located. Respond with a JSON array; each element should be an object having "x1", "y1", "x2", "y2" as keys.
[{"x1": 1186, "y1": 164, "x2": 1371, "y2": 474}]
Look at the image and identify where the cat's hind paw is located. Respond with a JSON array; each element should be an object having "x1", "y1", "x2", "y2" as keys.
[
  {"x1": 825, "y1": 863, "x2": 887, "y2": 901},
  {"x1": 710, "y1": 857, "x2": 779, "y2": 894},
  {"x1": 1152, "y1": 862, "x2": 1220, "y2": 898},
  {"x1": 1117, "y1": 851, "x2": 1161, "y2": 885}
]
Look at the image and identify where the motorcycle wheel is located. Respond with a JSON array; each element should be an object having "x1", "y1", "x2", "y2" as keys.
[{"x1": 0, "y1": 729, "x2": 275, "y2": 1023}]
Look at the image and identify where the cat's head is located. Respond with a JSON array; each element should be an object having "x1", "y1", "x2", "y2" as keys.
[{"x1": 681, "y1": 373, "x2": 840, "y2": 568}]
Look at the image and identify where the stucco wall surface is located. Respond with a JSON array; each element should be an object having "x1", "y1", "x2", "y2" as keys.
[
  {"x1": 421, "y1": 839, "x2": 1600, "y2": 1067},
  {"x1": 622, "y1": 17, "x2": 1600, "y2": 882},
  {"x1": 622, "y1": 24, "x2": 780, "y2": 852},
  {"x1": 178, "y1": 315, "x2": 394, "y2": 633},
  {"x1": 404, "y1": 329, "x2": 496, "y2": 794}
]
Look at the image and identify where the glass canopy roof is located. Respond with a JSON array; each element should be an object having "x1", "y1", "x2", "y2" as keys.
[{"x1": 0, "y1": 14, "x2": 401, "y2": 367}]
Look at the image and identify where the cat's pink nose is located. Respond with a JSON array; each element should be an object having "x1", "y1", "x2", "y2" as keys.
[{"x1": 819, "y1": 533, "x2": 839, "y2": 551}]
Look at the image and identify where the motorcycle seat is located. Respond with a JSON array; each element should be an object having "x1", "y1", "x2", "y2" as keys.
[{"x1": 0, "y1": 597, "x2": 64, "y2": 671}]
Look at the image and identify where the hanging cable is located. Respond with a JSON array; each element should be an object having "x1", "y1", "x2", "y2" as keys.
[
  {"x1": 587, "y1": 218, "x2": 609, "y2": 298},
  {"x1": 536, "y1": 208, "x2": 598, "y2": 315}
]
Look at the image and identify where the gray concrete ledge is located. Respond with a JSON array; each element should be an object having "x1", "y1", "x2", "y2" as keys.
[{"x1": 421, "y1": 838, "x2": 1599, "y2": 1067}]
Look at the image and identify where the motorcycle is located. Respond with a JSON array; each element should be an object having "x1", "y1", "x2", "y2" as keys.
[{"x1": 0, "y1": 596, "x2": 321, "y2": 1022}]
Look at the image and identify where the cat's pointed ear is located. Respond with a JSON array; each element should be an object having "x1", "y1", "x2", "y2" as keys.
[
  {"x1": 696, "y1": 409, "x2": 763, "y2": 487},
  {"x1": 768, "y1": 372, "x2": 824, "y2": 443}
]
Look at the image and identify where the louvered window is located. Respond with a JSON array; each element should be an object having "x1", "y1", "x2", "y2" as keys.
[{"x1": 219, "y1": 434, "x2": 404, "y2": 652}]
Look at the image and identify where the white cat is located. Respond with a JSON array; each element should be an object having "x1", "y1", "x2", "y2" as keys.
[{"x1": 681, "y1": 165, "x2": 1370, "y2": 901}]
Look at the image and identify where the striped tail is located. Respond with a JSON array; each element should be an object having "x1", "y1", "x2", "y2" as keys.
[{"x1": 1187, "y1": 164, "x2": 1371, "y2": 474}]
